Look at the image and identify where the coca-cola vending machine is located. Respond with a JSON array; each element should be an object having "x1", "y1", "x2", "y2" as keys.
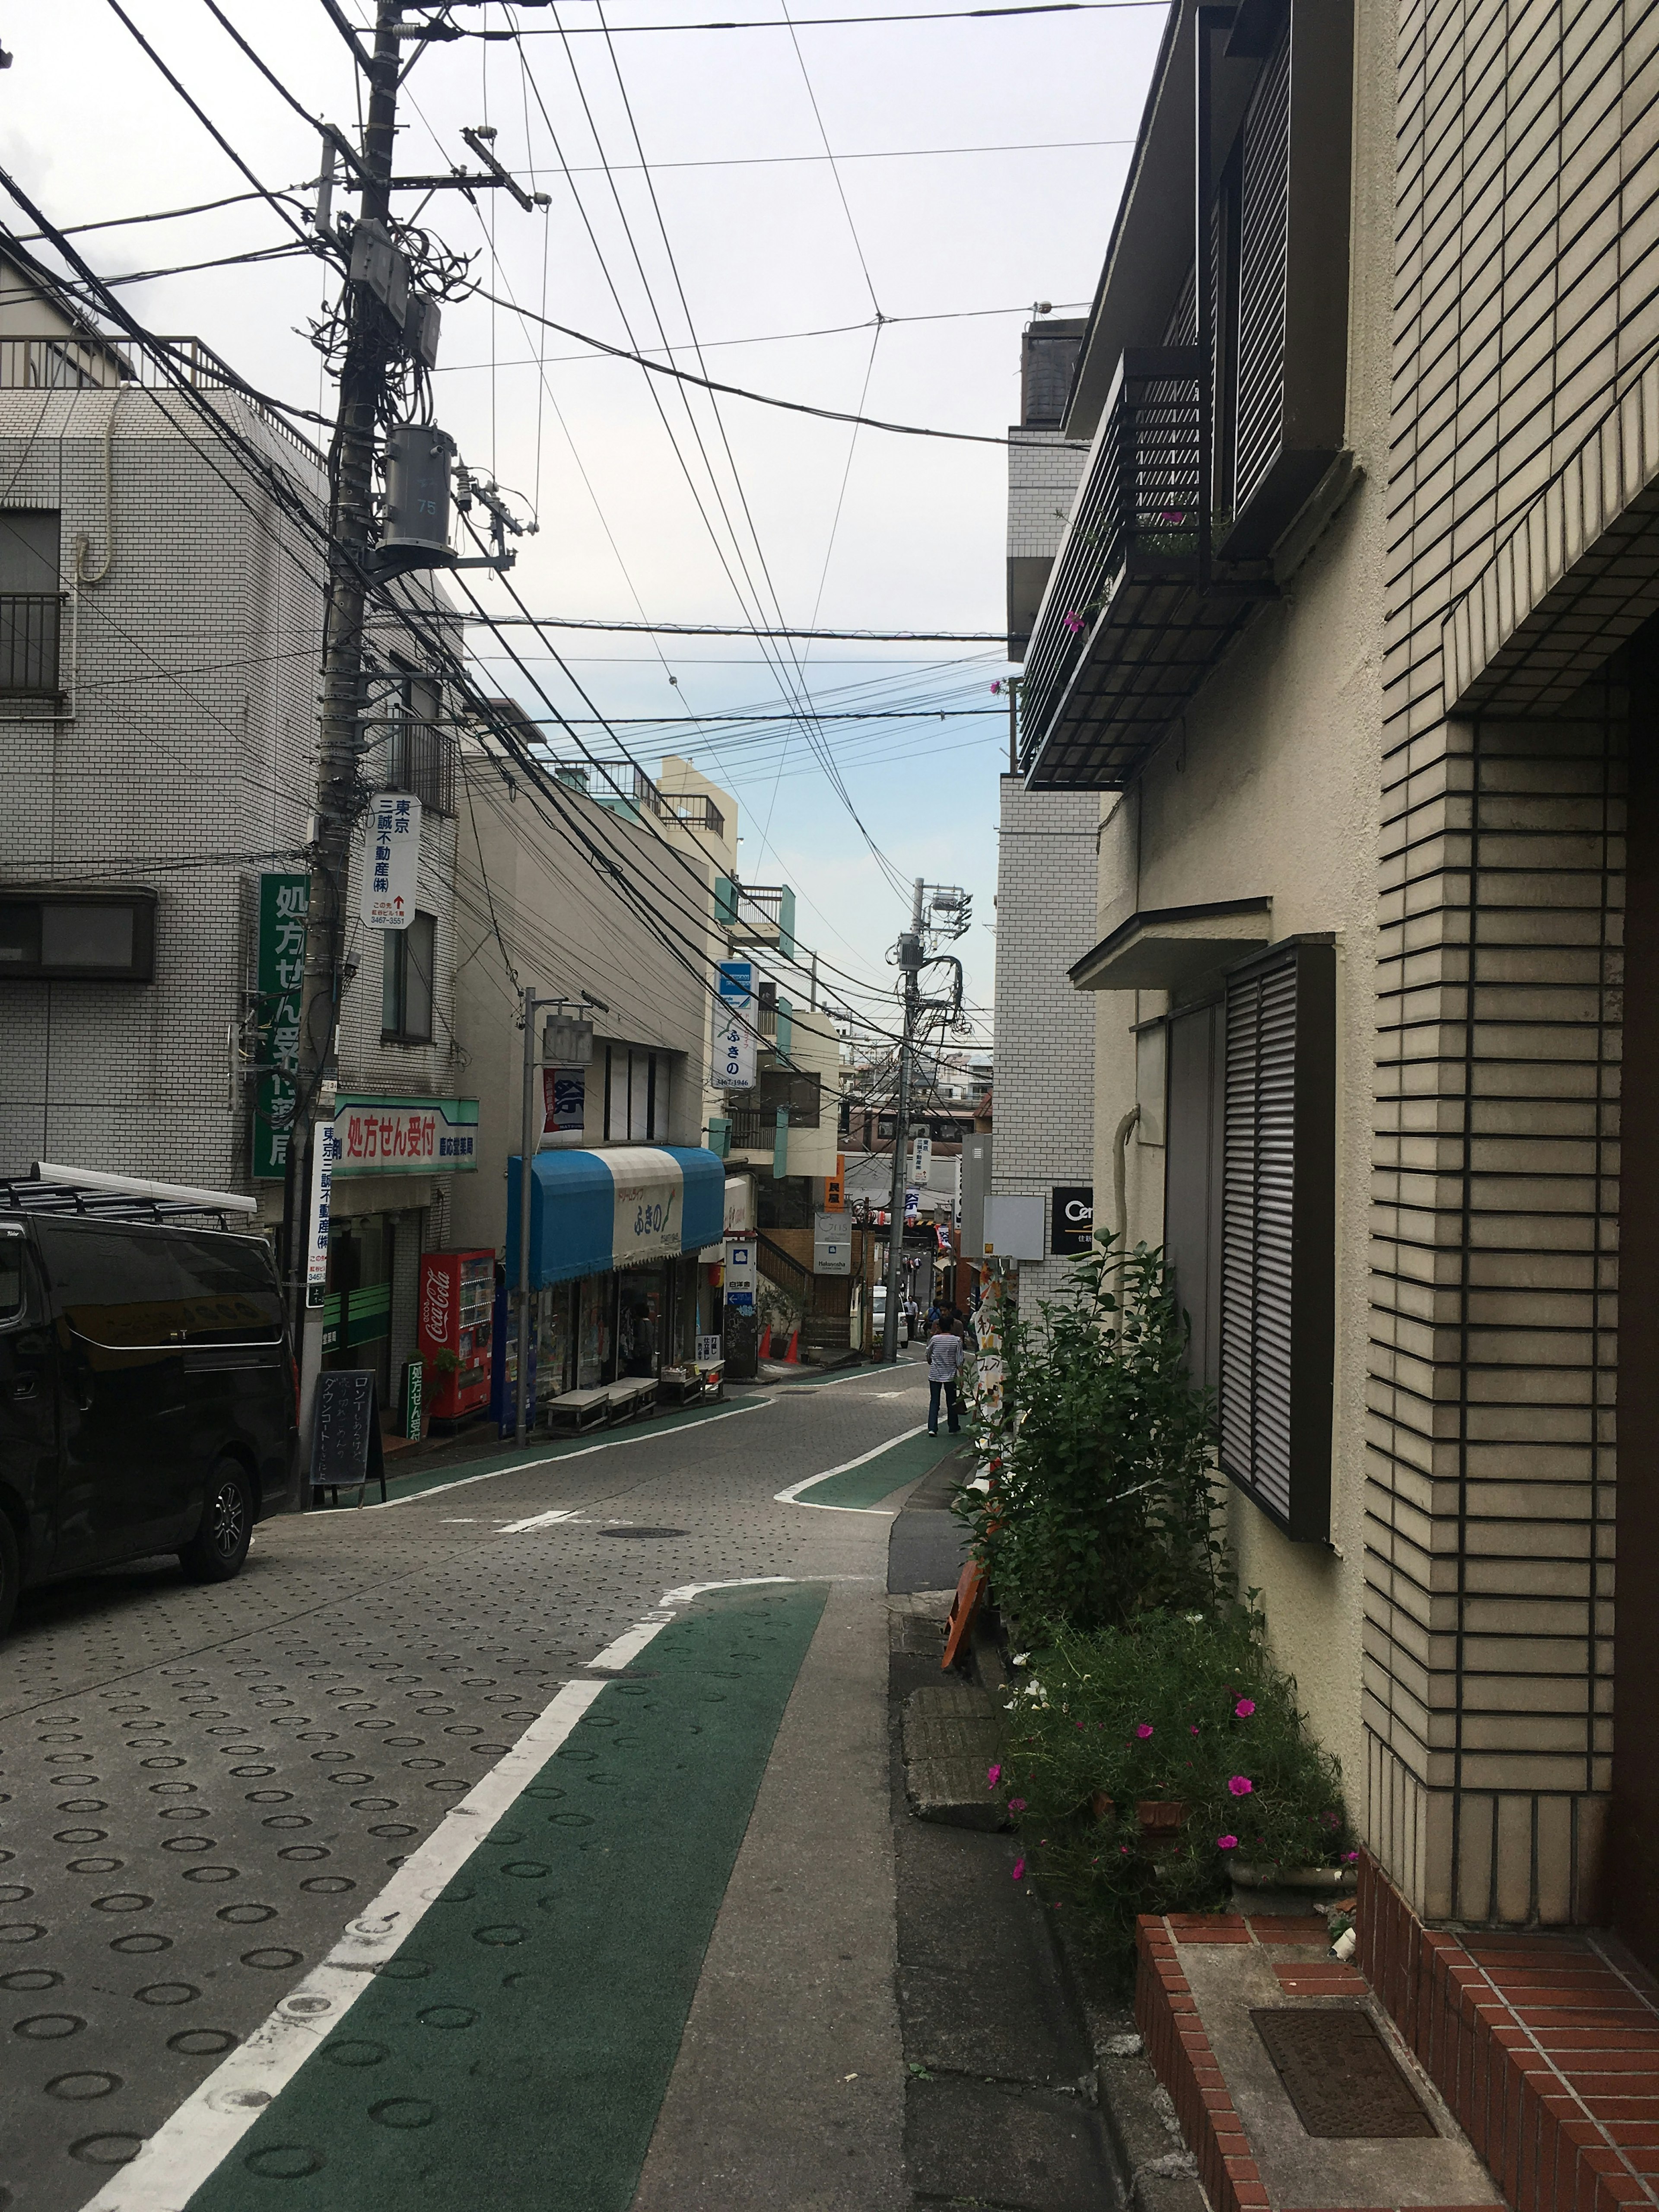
[{"x1": 419, "y1": 1249, "x2": 495, "y2": 1422}]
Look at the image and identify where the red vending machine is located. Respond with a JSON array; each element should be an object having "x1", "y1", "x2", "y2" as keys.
[{"x1": 419, "y1": 1249, "x2": 496, "y2": 1421}]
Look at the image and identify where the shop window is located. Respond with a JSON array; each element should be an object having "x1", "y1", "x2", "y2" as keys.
[{"x1": 381, "y1": 911, "x2": 435, "y2": 1044}]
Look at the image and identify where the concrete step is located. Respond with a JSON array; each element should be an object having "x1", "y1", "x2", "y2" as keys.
[{"x1": 901, "y1": 1681, "x2": 1007, "y2": 1831}]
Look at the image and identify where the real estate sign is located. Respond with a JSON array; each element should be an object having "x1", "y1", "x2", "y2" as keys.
[{"x1": 710, "y1": 959, "x2": 756, "y2": 1090}]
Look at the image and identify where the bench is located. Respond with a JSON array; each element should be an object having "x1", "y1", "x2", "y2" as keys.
[
  {"x1": 540, "y1": 1386, "x2": 613, "y2": 1434},
  {"x1": 605, "y1": 1377, "x2": 658, "y2": 1424}
]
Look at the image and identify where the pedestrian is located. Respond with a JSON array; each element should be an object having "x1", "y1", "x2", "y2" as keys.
[
  {"x1": 903, "y1": 1293, "x2": 918, "y2": 1346},
  {"x1": 926, "y1": 1314, "x2": 963, "y2": 1436}
]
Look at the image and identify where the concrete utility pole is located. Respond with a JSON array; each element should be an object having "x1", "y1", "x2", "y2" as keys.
[
  {"x1": 884, "y1": 879, "x2": 924, "y2": 1363},
  {"x1": 288, "y1": 2, "x2": 406, "y2": 1459}
]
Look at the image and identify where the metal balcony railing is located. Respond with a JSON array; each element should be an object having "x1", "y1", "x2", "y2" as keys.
[
  {"x1": 666, "y1": 791, "x2": 725, "y2": 839},
  {"x1": 0, "y1": 593, "x2": 63, "y2": 695},
  {"x1": 0, "y1": 333, "x2": 326, "y2": 466},
  {"x1": 1020, "y1": 347, "x2": 1205, "y2": 752}
]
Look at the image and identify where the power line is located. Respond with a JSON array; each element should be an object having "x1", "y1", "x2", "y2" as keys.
[
  {"x1": 460, "y1": 612, "x2": 1006, "y2": 641},
  {"x1": 500, "y1": 2, "x2": 1167, "y2": 32}
]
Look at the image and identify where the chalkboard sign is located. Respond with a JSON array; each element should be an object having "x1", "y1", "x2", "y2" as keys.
[{"x1": 311, "y1": 1370, "x2": 387, "y2": 1507}]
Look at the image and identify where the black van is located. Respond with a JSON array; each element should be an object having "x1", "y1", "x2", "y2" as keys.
[{"x1": 0, "y1": 1211, "x2": 298, "y2": 1635}]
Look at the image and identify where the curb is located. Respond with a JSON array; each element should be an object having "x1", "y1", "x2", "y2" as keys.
[{"x1": 1045, "y1": 1905, "x2": 1213, "y2": 2212}]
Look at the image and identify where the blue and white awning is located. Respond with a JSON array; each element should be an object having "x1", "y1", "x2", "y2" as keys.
[{"x1": 506, "y1": 1146, "x2": 725, "y2": 1287}]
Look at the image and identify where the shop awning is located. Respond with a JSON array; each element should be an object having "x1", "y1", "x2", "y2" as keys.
[{"x1": 506, "y1": 1145, "x2": 725, "y2": 1288}]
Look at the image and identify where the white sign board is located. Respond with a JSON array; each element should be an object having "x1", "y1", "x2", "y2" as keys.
[
  {"x1": 724, "y1": 1235, "x2": 756, "y2": 1313},
  {"x1": 361, "y1": 791, "x2": 422, "y2": 930},
  {"x1": 710, "y1": 959, "x2": 756, "y2": 1090},
  {"x1": 305, "y1": 1121, "x2": 337, "y2": 1296},
  {"x1": 813, "y1": 1214, "x2": 851, "y2": 1277},
  {"x1": 610, "y1": 1152, "x2": 684, "y2": 1269},
  {"x1": 911, "y1": 1134, "x2": 932, "y2": 1187},
  {"x1": 695, "y1": 1334, "x2": 724, "y2": 1365},
  {"x1": 982, "y1": 1191, "x2": 1045, "y2": 1261}
]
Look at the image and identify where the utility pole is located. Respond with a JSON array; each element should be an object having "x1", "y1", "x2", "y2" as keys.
[
  {"x1": 884, "y1": 879, "x2": 924, "y2": 1363},
  {"x1": 288, "y1": 0, "x2": 406, "y2": 1459}
]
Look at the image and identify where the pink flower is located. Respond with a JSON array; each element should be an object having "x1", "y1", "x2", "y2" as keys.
[
  {"x1": 1076, "y1": 1722, "x2": 1085, "y2": 1732},
  {"x1": 1228, "y1": 1774, "x2": 1253, "y2": 1797},
  {"x1": 1062, "y1": 610, "x2": 1084, "y2": 635},
  {"x1": 1120, "y1": 1844, "x2": 1130, "y2": 1856},
  {"x1": 1135, "y1": 1723, "x2": 1154, "y2": 1740},
  {"x1": 986, "y1": 1763, "x2": 1001, "y2": 1789},
  {"x1": 1234, "y1": 1699, "x2": 1256, "y2": 1718},
  {"x1": 1011, "y1": 1856, "x2": 1026, "y2": 1881},
  {"x1": 1008, "y1": 1797, "x2": 1027, "y2": 1813},
  {"x1": 1217, "y1": 1834, "x2": 1239, "y2": 1850},
  {"x1": 1343, "y1": 1850, "x2": 1360, "y2": 1863}
]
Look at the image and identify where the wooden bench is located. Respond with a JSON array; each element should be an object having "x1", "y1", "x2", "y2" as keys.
[
  {"x1": 605, "y1": 1377, "x2": 659, "y2": 1424},
  {"x1": 540, "y1": 1386, "x2": 613, "y2": 1434}
]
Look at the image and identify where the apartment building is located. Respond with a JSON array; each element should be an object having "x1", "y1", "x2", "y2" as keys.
[
  {"x1": 0, "y1": 240, "x2": 470, "y2": 1408},
  {"x1": 1012, "y1": 0, "x2": 1659, "y2": 1979}
]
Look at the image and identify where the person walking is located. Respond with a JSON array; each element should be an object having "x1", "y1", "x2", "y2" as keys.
[{"x1": 926, "y1": 1315, "x2": 963, "y2": 1436}]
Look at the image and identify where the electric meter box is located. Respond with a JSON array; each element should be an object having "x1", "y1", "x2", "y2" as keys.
[{"x1": 382, "y1": 424, "x2": 455, "y2": 560}]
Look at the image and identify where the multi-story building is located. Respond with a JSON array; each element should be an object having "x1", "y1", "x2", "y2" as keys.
[
  {"x1": 987, "y1": 319, "x2": 1100, "y2": 1307},
  {"x1": 0, "y1": 240, "x2": 470, "y2": 1414},
  {"x1": 1012, "y1": 0, "x2": 1659, "y2": 2002}
]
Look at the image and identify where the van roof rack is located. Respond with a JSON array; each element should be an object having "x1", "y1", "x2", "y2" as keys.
[{"x1": 1, "y1": 1163, "x2": 259, "y2": 1230}]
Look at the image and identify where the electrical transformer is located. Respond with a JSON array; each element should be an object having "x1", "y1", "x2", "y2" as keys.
[{"x1": 381, "y1": 424, "x2": 455, "y2": 565}]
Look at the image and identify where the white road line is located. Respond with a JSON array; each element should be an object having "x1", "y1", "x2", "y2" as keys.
[
  {"x1": 774, "y1": 1424, "x2": 930, "y2": 1513},
  {"x1": 85, "y1": 1572, "x2": 805, "y2": 2212},
  {"x1": 365, "y1": 1396, "x2": 772, "y2": 1511},
  {"x1": 495, "y1": 1506, "x2": 586, "y2": 1535}
]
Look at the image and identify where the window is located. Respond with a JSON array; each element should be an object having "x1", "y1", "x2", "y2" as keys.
[
  {"x1": 0, "y1": 888, "x2": 156, "y2": 981},
  {"x1": 1217, "y1": 938, "x2": 1335, "y2": 1542},
  {"x1": 603, "y1": 1046, "x2": 673, "y2": 1142},
  {"x1": 1163, "y1": 1001, "x2": 1224, "y2": 1391},
  {"x1": 0, "y1": 509, "x2": 62, "y2": 695},
  {"x1": 385, "y1": 668, "x2": 452, "y2": 815},
  {"x1": 381, "y1": 910, "x2": 435, "y2": 1044},
  {"x1": 0, "y1": 1228, "x2": 26, "y2": 1322}
]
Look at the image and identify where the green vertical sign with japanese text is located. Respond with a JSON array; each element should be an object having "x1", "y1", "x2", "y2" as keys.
[{"x1": 254, "y1": 871, "x2": 309, "y2": 1180}]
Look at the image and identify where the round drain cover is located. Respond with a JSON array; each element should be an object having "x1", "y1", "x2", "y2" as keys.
[{"x1": 597, "y1": 1528, "x2": 687, "y2": 1540}]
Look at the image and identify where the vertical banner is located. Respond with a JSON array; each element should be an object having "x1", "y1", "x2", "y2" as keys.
[
  {"x1": 540, "y1": 1067, "x2": 586, "y2": 1148},
  {"x1": 305, "y1": 1120, "x2": 337, "y2": 1305},
  {"x1": 254, "y1": 871, "x2": 309, "y2": 1180},
  {"x1": 361, "y1": 791, "x2": 423, "y2": 930},
  {"x1": 710, "y1": 958, "x2": 756, "y2": 1090}
]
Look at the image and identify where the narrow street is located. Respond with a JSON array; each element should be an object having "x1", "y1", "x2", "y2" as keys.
[{"x1": 2, "y1": 1363, "x2": 975, "y2": 2212}]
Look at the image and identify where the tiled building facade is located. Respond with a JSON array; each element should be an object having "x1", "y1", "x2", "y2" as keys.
[{"x1": 1007, "y1": 0, "x2": 1659, "y2": 1965}]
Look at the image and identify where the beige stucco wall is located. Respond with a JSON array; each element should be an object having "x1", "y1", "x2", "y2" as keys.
[{"x1": 1084, "y1": 0, "x2": 1396, "y2": 1818}]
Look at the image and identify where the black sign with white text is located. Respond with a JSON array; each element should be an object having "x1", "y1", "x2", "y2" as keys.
[{"x1": 1051, "y1": 1185, "x2": 1095, "y2": 1256}]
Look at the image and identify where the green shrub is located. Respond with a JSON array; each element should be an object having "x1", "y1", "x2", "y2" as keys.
[
  {"x1": 989, "y1": 1609, "x2": 1354, "y2": 1949},
  {"x1": 956, "y1": 1238, "x2": 1227, "y2": 1634}
]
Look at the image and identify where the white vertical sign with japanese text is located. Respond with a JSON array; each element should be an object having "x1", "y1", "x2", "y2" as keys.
[
  {"x1": 710, "y1": 958, "x2": 756, "y2": 1090},
  {"x1": 361, "y1": 791, "x2": 422, "y2": 930},
  {"x1": 305, "y1": 1122, "x2": 337, "y2": 1302}
]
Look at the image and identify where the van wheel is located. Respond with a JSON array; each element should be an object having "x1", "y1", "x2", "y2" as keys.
[
  {"x1": 0, "y1": 1516, "x2": 18, "y2": 1638},
  {"x1": 181, "y1": 1459, "x2": 254, "y2": 1583}
]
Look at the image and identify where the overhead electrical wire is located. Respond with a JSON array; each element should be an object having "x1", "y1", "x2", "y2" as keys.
[
  {"x1": 498, "y1": 1, "x2": 1166, "y2": 33},
  {"x1": 459, "y1": 613, "x2": 1007, "y2": 640}
]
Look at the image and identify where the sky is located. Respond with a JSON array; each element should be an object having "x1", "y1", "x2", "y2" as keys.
[{"x1": 0, "y1": 0, "x2": 1168, "y2": 1047}]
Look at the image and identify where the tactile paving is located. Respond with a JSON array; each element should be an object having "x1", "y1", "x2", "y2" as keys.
[{"x1": 1, "y1": 1369, "x2": 928, "y2": 2212}]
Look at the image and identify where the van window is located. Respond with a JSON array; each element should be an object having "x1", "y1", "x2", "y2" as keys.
[
  {"x1": 34, "y1": 1223, "x2": 190, "y2": 1347},
  {"x1": 0, "y1": 1228, "x2": 25, "y2": 1321},
  {"x1": 170, "y1": 1232, "x2": 284, "y2": 1344}
]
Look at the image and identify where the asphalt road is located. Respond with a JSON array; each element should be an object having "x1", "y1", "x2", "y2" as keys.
[{"x1": 0, "y1": 1357, "x2": 950, "y2": 2212}]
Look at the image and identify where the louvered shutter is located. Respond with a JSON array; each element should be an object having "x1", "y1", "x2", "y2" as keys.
[
  {"x1": 1233, "y1": 18, "x2": 1291, "y2": 517},
  {"x1": 1219, "y1": 939, "x2": 1335, "y2": 1540}
]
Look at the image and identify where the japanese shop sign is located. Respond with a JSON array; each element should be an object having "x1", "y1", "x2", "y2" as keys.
[
  {"x1": 331, "y1": 1095, "x2": 479, "y2": 1176},
  {"x1": 360, "y1": 791, "x2": 422, "y2": 930},
  {"x1": 540, "y1": 1067, "x2": 585, "y2": 1148},
  {"x1": 254, "y1": 871, "x2": 308, "y2": 1181},
  {"x1": 710, "y1": 959, "x2": 756, "y2": 1090}
]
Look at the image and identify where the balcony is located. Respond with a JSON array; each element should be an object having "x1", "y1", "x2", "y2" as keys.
[
  {"x1": 1018, "y1": 349, "x2": 1273, "y2": 790},
  {"x1": 0, "y1": 333, "x2": 325, "y2": 467},
  {"x1": 716, "y1": 879, "x2": 797, "y2": 959},
  {"x1": 665, "y1": 790, "x2": 725, "y2": 839},
  {"x1": 0, "y1": 593, "x2": 64, "y2": 696}
]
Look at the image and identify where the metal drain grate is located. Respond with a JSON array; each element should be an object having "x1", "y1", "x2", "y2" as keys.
[
  {"x1": 597, "y1": 1529, "x2": 688, "y2": 1540},
  {"x1": 1251, "y1": 2007, "x2": 1437, "y2": 2139}
]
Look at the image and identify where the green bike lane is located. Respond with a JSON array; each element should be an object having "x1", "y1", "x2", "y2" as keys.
[{"x1": 104, "y1": 1586, "x2": 827, "y2": 2212}]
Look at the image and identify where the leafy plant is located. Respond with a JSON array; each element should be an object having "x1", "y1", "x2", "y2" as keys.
[
  {"x1": 955, "y1": 1236, "x2": 1227, "y2": 1635},
  {"x1": 994, "y1": 1608, "x2": 1354, "y2": 1948}
]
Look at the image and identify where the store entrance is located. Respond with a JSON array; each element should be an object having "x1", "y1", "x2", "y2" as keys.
[{"x1": 322, "y1": 1214, "x2": 395, "y2": 1408}]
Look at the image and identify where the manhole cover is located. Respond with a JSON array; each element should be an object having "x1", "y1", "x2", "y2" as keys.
[
  {"x1": 597, "y1": 1528, "x2": 686, "y2": 1539},
  {"x1": 1251, "y1": 2009, "x2": 1436, "y2": 2139}
]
